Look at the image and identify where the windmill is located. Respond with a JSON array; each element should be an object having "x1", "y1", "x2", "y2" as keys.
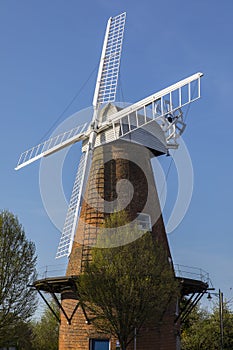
[
  {"x1": 16, "y1": 12, "x2": 204, "y2": 350},
  {"x1": 15, "y1": 11, "x2": 202, "y2": 260}
]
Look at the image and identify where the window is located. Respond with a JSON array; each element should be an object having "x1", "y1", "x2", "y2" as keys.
[
  {"x1": 90, "y1": 339, "x2": 110, "y2": 350},
  {"x1": 137, "y1": 213, "x2": 152, "y2": 231}
]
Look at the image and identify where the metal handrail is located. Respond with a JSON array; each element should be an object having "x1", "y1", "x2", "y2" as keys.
[{"x1": 174, "y1": 264, "x2": 210, "y2": 284}]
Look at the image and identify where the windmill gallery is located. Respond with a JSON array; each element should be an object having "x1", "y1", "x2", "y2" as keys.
[{"x1": 16, "y1": 12, "x2": 208, "y2": 350}]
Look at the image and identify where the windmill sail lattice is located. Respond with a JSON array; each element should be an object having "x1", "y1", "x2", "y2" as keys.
[
  {"x1": 93, "y1": 12, "x2": 126, "y2": 106},
  {"x1": 15, "y1": 122, "x2": 89, "y2": 170},
  {"x1": 108, "y1": 72, "x2": 203, "y2": 146},
  {"x1": 56, "y1": 152, "x2": 89, "y2": 258}
]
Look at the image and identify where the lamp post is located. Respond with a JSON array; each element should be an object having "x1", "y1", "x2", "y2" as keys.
[
  {"x1": 207, "y1": 289, "x2": 224, "y2": 350},
  {"x1": 134, "y1": 328, "x2": 137, "y2": 350}
]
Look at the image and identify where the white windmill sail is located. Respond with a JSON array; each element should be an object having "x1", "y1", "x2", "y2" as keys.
[
  {"x1": 56, "y1": 12, "x2": 127, "y2": 258},
  {"x1": 15, "y1": 122, "x2": 89, "y2": 170},
  {"x1": 56, "y1": 151, "x2": 90, "y2": 258},
  {"x1": 93, "y1": 12, "x2": 126, "y2": 107},
  {"x1": 109, "y1": 72, "x2": 203, "y2": 147},
  {"x1": 95, "y1": 72, "x2": 203, "y2": 150}
]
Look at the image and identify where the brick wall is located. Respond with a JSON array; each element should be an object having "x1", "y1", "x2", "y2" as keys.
[{"x1": 59, "y1": 140, "x2": 178, "y2": 350}]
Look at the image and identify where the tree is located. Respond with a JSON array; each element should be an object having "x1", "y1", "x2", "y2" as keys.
[
  {"x1": 6, "y1": 321, "x2": 34, "y2": 350},
  {"x1": 0, "y1": 210, "x2": 37, "y2": 346},
  {"x1": 181, "y1": 301, "x2": 233, "y2": 349},
  {"x1": 181, "y1": 304, "x2": 213, "y2": 349},
  {"x1": 78, "y1": 212, "x2": 179, "y2": 350},
  {"x1": 31, "y1": 300, "x2": 59, "y2": 350}
]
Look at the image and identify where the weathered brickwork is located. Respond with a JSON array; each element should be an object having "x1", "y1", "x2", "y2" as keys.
[{"x1": 59, "y1": 140, "x2": 179, "y2": 350}]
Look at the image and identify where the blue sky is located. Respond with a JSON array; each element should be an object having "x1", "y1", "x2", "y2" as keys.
[{"x1": 1, "y1": 0, "x2": 233, "y2": 303}]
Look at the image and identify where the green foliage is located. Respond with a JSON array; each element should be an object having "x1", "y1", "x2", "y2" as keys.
[
  {"x1": 31, "y1": 300, "x2": 59, "y2": 350},
  {"x1": 181, "y1": 302, "x2": 233, "y2": 350},
  {"x1": 0, "y1": 321, "x2": 34, "y2": 350},
  {"x1": 0, "y1": 210, "x2": 37, "y2": 347},
  {"x1": 78, "y1": 212, "x2": 179, "y2": 350}
]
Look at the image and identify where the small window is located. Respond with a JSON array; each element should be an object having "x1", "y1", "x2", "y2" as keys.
[
  {"x1": 90, "y1": 339, "x2": 110, "y2": 350},
  {"x1": 137, "y1": 213, "x2": 152, "y2": 231}
]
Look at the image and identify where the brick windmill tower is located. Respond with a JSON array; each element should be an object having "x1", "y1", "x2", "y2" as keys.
[{"x1": 16, "y1": 12, "x2": 203, "y2": 350}]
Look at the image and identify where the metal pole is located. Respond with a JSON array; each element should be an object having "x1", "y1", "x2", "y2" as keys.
[
  {"x1": 219, "y1": 289, "x2": 224, "y2": 350},
  {"x1": 134, "y1": 328, "x2": 137, "y2": 350}
]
